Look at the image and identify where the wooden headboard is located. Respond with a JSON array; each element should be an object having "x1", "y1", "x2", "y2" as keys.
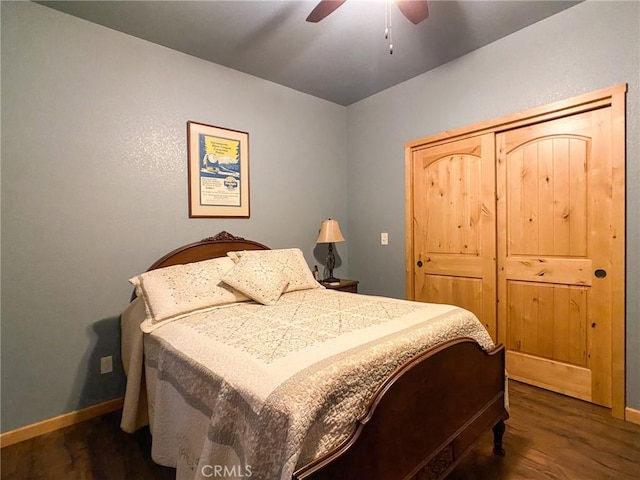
[
  {"x1": 145, "y1": 231, "x2": 269, "y2": 270},
  {"x1": 130, "y1": 231, "x2": 269, "y2": 300}
]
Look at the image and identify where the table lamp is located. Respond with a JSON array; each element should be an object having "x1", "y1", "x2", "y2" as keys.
[{"x1": 316, "y1": 218, "x2": 346, "y2": 283}]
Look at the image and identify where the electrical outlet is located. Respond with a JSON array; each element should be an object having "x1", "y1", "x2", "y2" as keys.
[
  {"x1": 100, "y1": 355, "x2": 113, "y2": 375},
  {"x1": 381, "y1": 232, "x2": 389, "y2": 245}
]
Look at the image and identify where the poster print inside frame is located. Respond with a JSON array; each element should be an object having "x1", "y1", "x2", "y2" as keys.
[{"x1": 187, "y1": 121, "x2": 250, "y2": 218}]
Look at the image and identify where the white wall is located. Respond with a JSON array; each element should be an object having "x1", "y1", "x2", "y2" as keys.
[
  {"x1": 1, "y1": 1, "x2": 347, "y2": 432},
  {"x1": 346, "y1": 0, "x2": 640, "y2": 408}
]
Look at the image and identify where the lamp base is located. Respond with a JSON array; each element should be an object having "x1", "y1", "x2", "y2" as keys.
[{"x1": 322, "y1": 276, "x2": 340, "y2": 284}]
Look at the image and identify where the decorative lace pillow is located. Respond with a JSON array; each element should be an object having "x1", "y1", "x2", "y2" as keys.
[
  {"x1": 129, "y1": 256, "x2": 249, "y2": 327},
  {"x1": 227, "y1": 248, "x2": 321, "y2": 293},
  {"x1": 221, "y1": 254, "x2": 289, "y2": 305}
]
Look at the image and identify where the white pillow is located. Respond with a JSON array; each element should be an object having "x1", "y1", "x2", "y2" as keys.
[
  {"x1": 221, "y1": 253, "x2": 289, "y2": 305},
  {"x1": 226, "y1": 248, "x2": 321, "y2": 293},
  {"x1": 129, "y1": 256, "x2": 248, "y2": 327}
]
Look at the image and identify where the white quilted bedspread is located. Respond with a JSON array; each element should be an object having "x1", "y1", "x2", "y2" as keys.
[{"x1": 121, "y1": 289, "x2": 494, "y2": 480}]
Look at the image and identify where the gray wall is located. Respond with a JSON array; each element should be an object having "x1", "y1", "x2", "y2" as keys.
[
  {"x1": 1, "y1": 2, "x2": 347, "y2": 432},
  {"x1": 2, "y1": 0, "x2": 639, "y2": 433},
  {"x1": 346, "y1": 1, "x2": 640, "y2": 409}
]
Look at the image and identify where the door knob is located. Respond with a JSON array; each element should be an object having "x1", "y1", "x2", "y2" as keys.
[
  {"x1": 594, "y1": 269, "x2": 607, "y2": 279},
  {"x1": 417, "y1": 260, "x2": 423, "y2": 267}
]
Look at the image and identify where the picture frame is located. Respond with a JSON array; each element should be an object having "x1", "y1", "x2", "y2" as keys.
[{"x1": 187, "y1": 121, "x2": 250, "y2": 218}]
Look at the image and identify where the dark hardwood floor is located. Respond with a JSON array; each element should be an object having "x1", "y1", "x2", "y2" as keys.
[
  {"x1": 450, "y1": 381, "x2": 640, "y2": 480},
  {"x1": 2, "y1": 381, "x2": 639, "y2": 479}
]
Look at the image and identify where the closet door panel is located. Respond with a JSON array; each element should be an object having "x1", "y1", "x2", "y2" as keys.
[
  {"x1": 406, "y1": 84, "x2": 625, "y2": 416},
  {"x1": 411, "y1": 134, "x2": 496, "y2": 340},
  {"x1": 497, "y1": 108, "x2": 614, "y2": 407},
  {"x1": 419, "y1": 275, "x2": 483, "y2": 321}
]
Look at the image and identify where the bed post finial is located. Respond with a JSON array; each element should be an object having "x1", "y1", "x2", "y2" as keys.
[{"x1": 202, "y1": 231, "x2": 246, "y2": 242}]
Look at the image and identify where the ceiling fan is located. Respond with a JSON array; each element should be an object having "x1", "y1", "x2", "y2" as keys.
[{"x1": 306, "y1": 0, "x2": 429, "y2": 25}]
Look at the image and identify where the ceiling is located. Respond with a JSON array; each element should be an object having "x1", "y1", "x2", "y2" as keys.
[{"x1": 37, "y1": 0, "x2": 581, "y2": 106}]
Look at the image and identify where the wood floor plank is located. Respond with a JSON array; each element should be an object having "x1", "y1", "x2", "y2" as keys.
[
  {"x1": 2, "y1": 381, "x2": 639, "y2": 479},
  {"x1": 449, "y1": 381, "x2": 640, "y2": 480}
]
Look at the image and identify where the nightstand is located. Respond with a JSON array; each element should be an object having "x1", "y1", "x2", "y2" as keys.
[{"x1": 321, "y1": 279, "x2": 359, "y2": 293}]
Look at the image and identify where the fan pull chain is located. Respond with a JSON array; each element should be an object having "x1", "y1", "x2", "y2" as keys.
[
  {"x1": 385, "y1": 0, "x2": 393, "y2": 54},
  {"x1": 384, "y1": 0, "x2": 389, "y2": 39}
]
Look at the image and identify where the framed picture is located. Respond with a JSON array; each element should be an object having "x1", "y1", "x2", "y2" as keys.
[{"x1": 187, "y1": 121, "x2": 250, "y2": 218}]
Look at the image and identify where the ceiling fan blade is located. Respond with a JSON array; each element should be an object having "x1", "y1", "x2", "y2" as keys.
[
  {"x1": 396, "y1": 0, "x2": 429, "y2": 24},
  {"x1": 306, "y1": 0, "x2": 347, "y2": 23}
]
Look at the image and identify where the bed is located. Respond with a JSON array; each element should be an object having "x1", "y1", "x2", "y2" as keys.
[{"x1": 120, "y1": 231, "x2": 508, "y2": 480}]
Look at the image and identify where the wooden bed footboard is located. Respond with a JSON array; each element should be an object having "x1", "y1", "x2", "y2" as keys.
[
  {"x1": 130, "y1": 233, "x2": 507, "y2": 479},
  {"x1": 293, "y1": 338, "x2": 508, "y2": 480}
]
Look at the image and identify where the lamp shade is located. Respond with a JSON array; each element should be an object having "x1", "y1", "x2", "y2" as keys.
[{"x1": 316, "y1": 219, "x2": 346, "y2": 243}]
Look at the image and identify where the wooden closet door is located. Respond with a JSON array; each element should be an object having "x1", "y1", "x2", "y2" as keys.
[
  {"x1": 411, "y1": 134, "x2": 497, "y2": 340},
  {"x1": 496, "y1": 108, "x2": 616, "y2": 407}
]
